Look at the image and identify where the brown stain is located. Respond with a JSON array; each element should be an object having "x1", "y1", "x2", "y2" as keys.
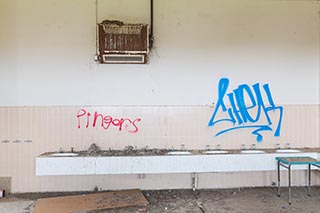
[{"x1": 98, "y1": 21, "x2": 149, "y2": 63}]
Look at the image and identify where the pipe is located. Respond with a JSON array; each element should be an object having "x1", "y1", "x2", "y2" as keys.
[
  {"x1": 149, "y1": 0, "x2": 154, "y2": 48},
  {"x1": 192, "y1": 173, "x2": 198, "y2": 191},
  {"x1": 150, "y1": 0, "x2": 153, "y2": 37},
  {"x1": 95, "y1": 0, "x2": 100, "y2": 61}
]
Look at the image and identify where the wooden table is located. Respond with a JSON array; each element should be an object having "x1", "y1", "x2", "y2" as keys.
[{"x1": 276, "y1": 157, "x2": 320, "y2": 204}]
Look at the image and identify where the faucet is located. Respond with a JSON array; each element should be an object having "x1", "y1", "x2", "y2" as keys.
[
  {"x1": 180, "y1": 144, "x2": 186, "y2": 151},
  {"x1": 275, "y1": 143, "x2": 280, "y2": 149},
  {"x1": 250, "y1": 144, "x2": 256, "y2": 150},
  {"x1": 205, "y1": 145, "x2": 211, "y2": 151},
  {"x1": 215, "y1": 144, "x2": 221, "y2": 150},
  {"x1": 240, "y1": 144, "x2": 246, "y2": 150},
  {"x1": 284, "y1": 143, "x2": 291, "y2": 149},
  {"x1": 59, "y1": 147, "x2": 63, "y2": 153}
]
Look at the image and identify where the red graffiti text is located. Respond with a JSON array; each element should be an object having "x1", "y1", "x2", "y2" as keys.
[{"x1": 77, "y1": 109, "x2": 141, "y2": 133}]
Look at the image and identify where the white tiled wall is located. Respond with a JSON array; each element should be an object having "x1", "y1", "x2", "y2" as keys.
[{"x1": 0, "y1": 105, "x2": 319, "y2": 192}]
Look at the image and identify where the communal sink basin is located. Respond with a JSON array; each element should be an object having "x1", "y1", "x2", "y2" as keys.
[
  {"x1": 240, "y1": 150, "x2": 265, "y2": 154},
  {"x1": 275, "y1": 149, "x2": 301, "y2": 153},
  {"x1": 202, "y1": 150, "x2": 229, "y2": 154},
  {"x1": 48, "y1": 153, "x2": 79, "y2": 157},
  {"x1": 167, "y1": 151, "x2": 192, "y2": 155}
]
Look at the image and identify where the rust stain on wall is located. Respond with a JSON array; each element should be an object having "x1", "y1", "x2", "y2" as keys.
[{"x1": 98, "y1": 20, "x2": 148, "y2": 54}]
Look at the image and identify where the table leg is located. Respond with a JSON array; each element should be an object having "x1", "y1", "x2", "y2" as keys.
[
  {"x1": 288, "y1": 165, "x2": 291, "y2": 205},
  {"x1": 308, "y1": 164, "x2": 311, "y2": 196},
  {"x1": 277, "y1": 160, "x2": 281, "y2": 197}
]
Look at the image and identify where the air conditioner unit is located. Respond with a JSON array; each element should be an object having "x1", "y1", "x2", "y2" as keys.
[
  {"x1": 98, "y1": 20, "x2": 149, "y2": 64},
  {"x1": 102, "y1": 54, "x2": 146, "y2": 64}
]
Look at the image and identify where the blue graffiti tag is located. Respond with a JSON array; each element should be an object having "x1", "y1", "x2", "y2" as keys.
[{"x1": 208, "y1": 78, "x2": 283, "y2": 142}]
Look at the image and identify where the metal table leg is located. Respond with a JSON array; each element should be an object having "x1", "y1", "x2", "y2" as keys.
[
  {"x1": 308, "y1": 164, "x2": 311, "y2": 196},
  {"x1": 277, "y1": 160, "x2": 281, "y2": 197},
  {"x1": 288, "y1": 165, "x2": 291, "y2": 205},
  {"x1": 276, "y1": 157, "x2": 320, "y2": 205}
]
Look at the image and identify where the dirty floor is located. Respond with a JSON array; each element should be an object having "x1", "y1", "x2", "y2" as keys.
[{"x1": 1, "y1": 187, "x2": 320, "y2": 213}]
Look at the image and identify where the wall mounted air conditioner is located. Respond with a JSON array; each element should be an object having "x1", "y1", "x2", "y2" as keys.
[
  {"x1": 98, "y1": 20, "x2": 149, "y2": 64},
  {"x1": 102, "y1": 54, "x2": 146, "y2": 64}
]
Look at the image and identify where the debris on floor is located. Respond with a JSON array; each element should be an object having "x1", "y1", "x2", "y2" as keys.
[
  {"x1": 33, "y1": 189, "x2": 148, "y2": 213},
  {"x1": 3, "y1": 187, "x2": 320, "y2": 213}
]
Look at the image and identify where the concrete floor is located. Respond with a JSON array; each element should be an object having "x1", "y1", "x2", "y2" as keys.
[{"x1": 1, "y1": 187, "x2": 320, "y2": 213}]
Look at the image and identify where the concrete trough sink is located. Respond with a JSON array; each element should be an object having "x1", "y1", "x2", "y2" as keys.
[{"x1": 36, "y1": 149, "x2": 319, "y2": 176}]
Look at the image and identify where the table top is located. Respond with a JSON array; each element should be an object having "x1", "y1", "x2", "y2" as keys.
[{"x1": 276, "y1": 157, "x2": 320, "y2": 165}]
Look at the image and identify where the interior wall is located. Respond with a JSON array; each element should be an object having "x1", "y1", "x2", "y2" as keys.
[{"x1": 0, "y1": 0, "x2": 319, "y2": 192}]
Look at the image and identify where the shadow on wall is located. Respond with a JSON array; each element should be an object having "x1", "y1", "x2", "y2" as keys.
[{"x1": 0, "y1": 177, "x2": 11, "y2": 194}]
